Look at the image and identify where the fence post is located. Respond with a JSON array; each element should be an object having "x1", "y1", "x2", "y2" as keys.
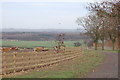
[
  {"x1": 35, "y1": 53, "x2": 37, "y2": 68},
  {"x1": 3, "y1": 55, "x2": 6, "y2": 75},
  {"x1": 0, "y1": 53, "x2": 2, "y2": 76},
  {"x1": 13, "y1": 53, "x2": 16, "y2": 73},
  {"x1": 21, "y1": 54, "x2": 24, "y2": 72},
  {"x1": 28, "y1": 54, "x2": 30, "y2": 70}
]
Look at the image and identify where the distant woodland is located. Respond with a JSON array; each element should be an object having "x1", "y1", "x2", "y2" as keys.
[{"x1": 1, "y1": 32, "x2": 87, "y2": 41}]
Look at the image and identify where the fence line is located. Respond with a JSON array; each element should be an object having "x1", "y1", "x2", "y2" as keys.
[{"x1": 2, "y1": 47, "x2": 82, "y2": 75}]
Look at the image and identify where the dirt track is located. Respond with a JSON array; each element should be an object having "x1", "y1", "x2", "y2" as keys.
[{"x1": 85, "y1": 52, "x2": 118, "y2": 78}]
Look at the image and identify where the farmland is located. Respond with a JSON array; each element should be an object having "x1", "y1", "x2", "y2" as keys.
[
  {"x1": 2, "y1": 47, "x2": 82, "y2": 77},
  {"x1": 2, "y1": 49, "x2": 105, "y2": 78},
  {"x1": 1, "y1": 40, "x2": 105, "y2": 78},
  {"x1": 1, "y1": 40, "x2": 84, "y2": 49},
  {"x1": 1, "y1": 31, "x2": 116, "y2": 78},
  {"x1": 1, "y1": 38, "x2": 118, "y2": 78}
]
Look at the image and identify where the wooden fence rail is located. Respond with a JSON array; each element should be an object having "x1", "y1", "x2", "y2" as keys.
[{"x1": 1, "y1": 47, "x2": 82, "y2": 75}]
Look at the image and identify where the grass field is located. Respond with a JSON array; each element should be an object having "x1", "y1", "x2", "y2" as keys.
[
  {"x1": 8, "y1": 49, "x2": 105, "y2": 78},
  {"x1": 1, "y1": 40, "x2": 84, "y2": 49}
]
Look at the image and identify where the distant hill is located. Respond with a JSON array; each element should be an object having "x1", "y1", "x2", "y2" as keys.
[
  {"x1": 1, "y1": 28, "x2": 87, "y2": 41},
  {"x1": 1, "y1": 28, "x2": 85, "y2": 33}
]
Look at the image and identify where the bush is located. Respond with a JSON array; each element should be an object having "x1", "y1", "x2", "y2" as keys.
[{"x1": 74, "y1": 42, "x2": 81, "y2": 47}]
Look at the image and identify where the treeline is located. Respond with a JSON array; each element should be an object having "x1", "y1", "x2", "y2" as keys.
[
  {"x1": 76, "y1": 0, "x2": 120, "y2": 50},
  {"x1": 2, "y1": 32, "x2": 87, "y2": 41}
]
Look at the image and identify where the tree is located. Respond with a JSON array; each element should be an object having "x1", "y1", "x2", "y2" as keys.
[
  {"x1": 54, "y1": 33, "x2": 65, "y2": 53},
  {"x1": 87, "y1": 0, "x2": 120, "y2": 50},
  {"x1": 76, "y1": 14, "x2": 101, "y2": 50},
  {"x1": 107, "y1": 16, "x2": 118, "y2": 50}
]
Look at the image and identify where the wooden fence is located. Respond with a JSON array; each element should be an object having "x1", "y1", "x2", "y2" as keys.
[{"x1": 1, "y1": 47, "x2": 82, "y2": 75}]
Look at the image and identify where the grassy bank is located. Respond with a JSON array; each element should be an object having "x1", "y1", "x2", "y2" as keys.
[{"x1": 8, "y1": 49, "x2": 104, "y2": 78}]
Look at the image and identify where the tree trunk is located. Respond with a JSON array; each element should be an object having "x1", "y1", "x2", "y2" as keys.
[
  {"x1": 95, "y1": 42, "x2": 98, "y2": 50},
  {"x1": 117, "y1": 4, "x2": 120, "y2": 50},
  {"x1": 112, "y1": 41, "x2": 115, "y2": 51},
  {"x1": 118, "y1": 23, "x2": 120, "y2": 50},
  {"x1": 102, "y1": 40, "x2": 104, "y2": 50}
]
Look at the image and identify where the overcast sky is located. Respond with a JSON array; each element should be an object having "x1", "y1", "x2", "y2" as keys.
[{"x1": 1, "y1": 0, "x2": 101, "y2": 29}]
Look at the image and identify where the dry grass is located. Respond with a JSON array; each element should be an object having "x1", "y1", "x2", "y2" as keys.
[{"x1": 2, "y1": 47, "x2": 105, "y2": 78}]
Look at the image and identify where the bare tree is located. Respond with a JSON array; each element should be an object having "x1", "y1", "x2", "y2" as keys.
[
  {"x1": 76, "y1": 14, "x2": 101, "y2": 50},
  {"x1": 87, "y1": 0, "x2": 120, "y2": 50},
  {"x1": 54, "y1": 33, "x2": 65, "y2": 53},
  {"x1": 107, "y1": 17, "x2": 118, "y2": 50}
]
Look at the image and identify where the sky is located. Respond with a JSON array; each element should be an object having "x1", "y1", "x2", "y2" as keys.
[{"x1": 1, "y1": 0, "x2": 101, "y2": 29}]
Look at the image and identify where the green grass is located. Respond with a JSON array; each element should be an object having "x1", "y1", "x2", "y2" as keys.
[
  {"x1": 1, "y1": 40, "x2": 84, "y2": 49},
  {"x1": 90, "y1": 47, "x2": 119, "y2": 53},
  {"x1": 8, "y1": 49, "x2": 104, "y2": 78},
  {"x1": 102, "y1": 49, "x2": 119, "y2": 53}
]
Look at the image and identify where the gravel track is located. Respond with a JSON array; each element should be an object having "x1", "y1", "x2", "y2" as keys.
[{"x1": 85, "y1": 52, "x2": 118, "y2": 78}]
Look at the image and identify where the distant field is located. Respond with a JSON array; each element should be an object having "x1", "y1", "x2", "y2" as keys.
[{"x1": 1, "y1": 40, "x2": 84, "y2": 49}]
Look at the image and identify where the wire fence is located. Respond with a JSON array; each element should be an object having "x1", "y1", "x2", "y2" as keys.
[{"x1": 1, "y1": 47, "x2": 82, "y2": 75}]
